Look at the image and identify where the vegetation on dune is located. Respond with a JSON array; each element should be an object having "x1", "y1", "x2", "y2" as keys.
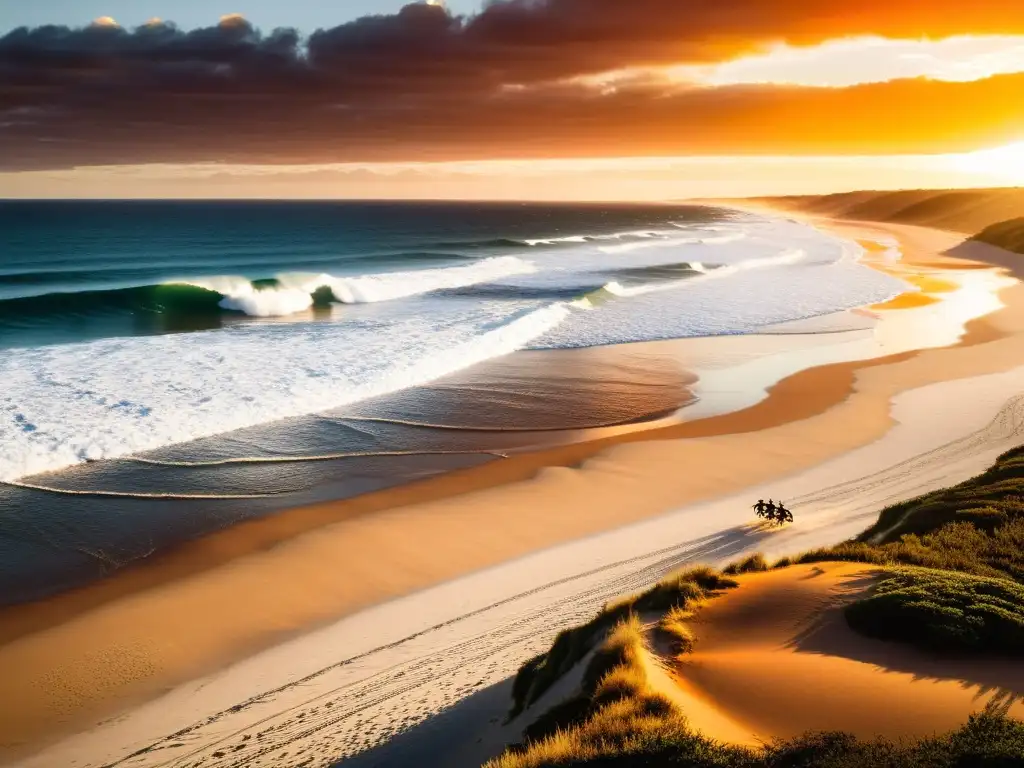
[
  {"x1": 723, "y1": 553, "x2": 769, "y2": 576},
  {"x1": 844, "y1": 567, "x2": 1024, "y2": 654},
  {"x1": 507, "y1": 614, "x2": 680, "y2": 760},
  {"x1": 497, "y1": 707, "x2": 1024, "y2": 767},
  {"x1": 759, "y1": 187, "x2": 1024, "y2": 235},
  {"x1": 792, "y1": 445, "x2": 1024, "y2": 583},
  {"x1": 508, "y1": 567, "x2": 736, "y2": 719},
  {"x1": 656, "y1": 606, "x2": 696, "y2": 655},
  {"x1": 857, "y1": 445, "x2": 1024, "y2": 545},
  {"x1": 972, "y1": 217, "x2": 1024, "y2": 254},
  {"x1": 791, "y1": 518, "x2": 1024, "y2": 583}
]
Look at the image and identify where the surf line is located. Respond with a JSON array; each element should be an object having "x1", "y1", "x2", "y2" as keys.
[
  {"x1": 120, "y1": 449, "x2": 512, "y2": 468},
  {"x1": 326, "y1": 412, "x2": 681, "y2": 432},
  {"x1": 0, "y1": 479, "x2": 278, "y2": 500}
]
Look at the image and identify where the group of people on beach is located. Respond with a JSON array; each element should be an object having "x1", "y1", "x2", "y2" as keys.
[{"x1": 752, "y1": 499, "x2": 794, "y2": 525}]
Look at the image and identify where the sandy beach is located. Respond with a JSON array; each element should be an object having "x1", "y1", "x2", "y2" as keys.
[{"x1": 3, "y1": 209, "x2": 1024, "y2": 768}]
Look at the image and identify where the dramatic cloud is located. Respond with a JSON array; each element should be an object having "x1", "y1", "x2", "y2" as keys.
[{"x1": 3, "y1": 0, "x2": 1024, "y2": 169}]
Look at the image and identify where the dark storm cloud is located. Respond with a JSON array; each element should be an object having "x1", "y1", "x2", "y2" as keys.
[{"x1": 2, "y1": 1, "x2": 1024, "y2": 169}]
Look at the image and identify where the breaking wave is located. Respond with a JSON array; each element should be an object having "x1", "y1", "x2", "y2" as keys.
[
  {"x1": 181, "y1": 256, "x2": 536, "y2": 317},
  {"x1": 0, "y1": 257, "x2": 538, "y2": 323},
  {"x1": 571, "y1": 250, "x2": 806, "y2": 308}
]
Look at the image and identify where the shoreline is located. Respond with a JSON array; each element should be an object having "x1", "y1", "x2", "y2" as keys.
[
  {"x1": 0, "y1": 216, "x2": 1010, "y2": 644},
  {"x1": 3, "y1": 213, "x2": 1024, "y2": 765}
]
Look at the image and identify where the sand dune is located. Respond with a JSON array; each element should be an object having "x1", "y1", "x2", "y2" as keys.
[
  {"x1": 755, "y1": 187, "x2": 1024, "y2": 235},
  {"x1": 974, "y1": 217, "x2": 1024, "y2": 253},
  {"x1": 674, "y1": 563, "x2": 1024, "y2": 743}
]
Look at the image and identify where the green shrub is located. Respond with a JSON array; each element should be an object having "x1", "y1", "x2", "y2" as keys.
[
  {"x1": 844, "y1": 567, "x2": 1024, "y2": 654},
  {"x1": 857, "y1": 445, "x2": 1024, "y2": 547}
]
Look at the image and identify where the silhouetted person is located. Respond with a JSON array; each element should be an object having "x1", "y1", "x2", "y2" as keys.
[
  {"x1": 752, "y1": 499, "x2": 769, "y2": 518},
  {"x1": 764, "y1": 499, "x2": 778, "y2": 523},
  {"x1": 776, "y1": 503, "x2": 793, "y2": 525}
]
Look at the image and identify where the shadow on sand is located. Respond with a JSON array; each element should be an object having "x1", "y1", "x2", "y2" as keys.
[
  {"x1": 787, "y1": 569, "x2": 1024, "y2": 715},
  {"x1": 334, "y1": 678, "x2": 513, "y2": 768},
  {"x1": 946, "y1": 240, "x2": 1024, "y2": 279}
]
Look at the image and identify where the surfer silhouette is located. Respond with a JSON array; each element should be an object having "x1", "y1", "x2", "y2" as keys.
[
  {"x1": 776, "y1": 503, "x2": 794, "y2": 524},
  {"x1": 752, "y1": 498, "x2": 795, "y2": 525}
]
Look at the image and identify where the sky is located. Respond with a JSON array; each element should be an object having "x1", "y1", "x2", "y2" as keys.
[
  {"x1": 3, "y1": 0, "x2": 1024, "y2": 199},
  {"x1": 0, "y1": 0, "x2": 480, "y2": 33}
]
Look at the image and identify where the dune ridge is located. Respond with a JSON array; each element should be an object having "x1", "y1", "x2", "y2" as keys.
[
  {"x1": 753, "y1": 187, "x2": 1024, "y2": 235},
  {"x1": 973, "y1": 217, "x2": 1024, "y2": 254}
]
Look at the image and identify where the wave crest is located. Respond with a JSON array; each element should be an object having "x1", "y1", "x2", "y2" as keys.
[{"x1": 178, "y1": 256, "x2": 536, "y2": 317}]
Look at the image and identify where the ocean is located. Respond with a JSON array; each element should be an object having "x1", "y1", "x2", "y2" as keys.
[{"x1": 0, "y1": 200, "x2": 907, "y2": 603}]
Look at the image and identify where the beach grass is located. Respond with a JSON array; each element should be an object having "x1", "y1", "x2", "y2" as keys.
[
  {"x1": 492, "y1": 712, "x2": 1024, "y2": 768},
  {"x1": 723, "y1": 553, "x2": 770, "y2": 575},
  {"x1": 498, "y1": 614, "x2": 692, "y2": 766},
  {"x1": 844, "y1": 567, "x2": 1024, "y2": 654},
  {"x1": 656, "y1": 606, "x2": 697, "y2": 655},
  {"x1": 508, "y1": 567, "x2": 736, "y2": 718}
]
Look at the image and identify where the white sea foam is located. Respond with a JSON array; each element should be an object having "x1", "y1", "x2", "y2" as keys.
[
  {"x1": 536, "y1": 244, "x2": 907, "y2": 349},
  {"x1": 0, "y1": 302, "x2": 570, "y2": 480},
  {"x1": 523, "y1": 235, "x2": 590, "y2": 246},
  {"x1": 598, "y1": 232, "x2": 746, "y2": 255},
  {"x1": 604, "y1": 249, "x2": 805, "y2": 298},
  {"x1": 522, "y1": 228, "x2": 731, "y2": 247},
  {"x1": 218, "y1": 287, "x2": 315, "y2": 317}
]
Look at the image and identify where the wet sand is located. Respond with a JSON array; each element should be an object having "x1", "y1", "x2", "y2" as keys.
[
  {"x1": 0, "y1": 337, "x2": 700, "y2": 610},
  {"x1": 3, "y1": 215, "x2": 1024, "y2": 766}
]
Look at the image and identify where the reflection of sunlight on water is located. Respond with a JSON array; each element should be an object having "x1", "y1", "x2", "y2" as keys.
[{"x1": 679, "y1": 265, "x2": 1014, "y2": 421}]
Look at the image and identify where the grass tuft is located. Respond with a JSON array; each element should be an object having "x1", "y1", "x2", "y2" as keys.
[
  {"x1": 723, "y1": 553, "x2": 770, "y2": 575},
  {"x1": 509, "y1": 566, "x2": 736, "y2": 717},
  {"x1": 657, "y1": 606, "x2": 697, "y2": 655}
]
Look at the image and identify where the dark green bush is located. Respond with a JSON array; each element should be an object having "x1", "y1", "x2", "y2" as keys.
[{"x1": 844, "y1": 567, "x2": 1024, "y2": 654}]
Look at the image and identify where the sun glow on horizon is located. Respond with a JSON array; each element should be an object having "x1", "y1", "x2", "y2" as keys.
[{"x1": 949, "y1": 141, "x2": 1024, "y2": 181}]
